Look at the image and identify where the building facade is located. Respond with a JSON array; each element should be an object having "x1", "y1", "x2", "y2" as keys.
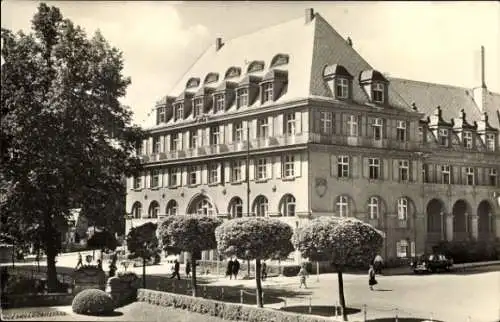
[{"x1": 126, "y1": 8, "x2": 500, "y2": 262}]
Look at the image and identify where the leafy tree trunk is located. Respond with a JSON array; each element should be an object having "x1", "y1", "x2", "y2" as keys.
[
  {"x1": 191, "y1": 258, "x2": 198, "y2": 297},
  {"x1": 247, "y1": 260, "x2": 250, "y2": 277},
  {"x1": 255, "y1": 258, "x2": 263, "y2": 308},
  {"x1": 337, "y1": 268, "x2": 347, "y2": 321},
  {"x1": 46, "y1": 245, "x2": 58, "y2": 293},
  {"x1": 142, "y1": 257, "x2": 146, "y2": 289}
]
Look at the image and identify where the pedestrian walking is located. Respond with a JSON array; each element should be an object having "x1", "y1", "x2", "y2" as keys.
[
  {"x1": 232, "y1": 259, "x2": 240, "y2": 280},
  {"x1": 75, "y1": 252, "x2": 83, "y2": 269},
  {"x1": 185, "y1": 260, "x2": 191, "y2": 279},
  {"x1": 170, "y1": 259, "x2": 181, "y2": 280},
  {"x1": 368, "y1": 264, "x2": 378, "y2": 290},
  {"x1": 298, "y1": 264, "x2": 309, "y2": 289},
  {"x1": 226, "y1": 259, "x2": 234, "y2": 279},
  {"x1": 261, "y1": 262, "x2": 267, "y2": 281},
  {"x1": 373, "y1": 254, "x2": 384, "y2": 274}
]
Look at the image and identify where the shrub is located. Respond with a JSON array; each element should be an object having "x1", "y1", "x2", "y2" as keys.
[
  {"x1": 435, "y1": 241, "x2": 499, "y2": 263},
  {"x1": 3, "y1": 275, "x2": 39, "y2": 295},
  {"x1": 71, "y1": 288, "x2": 114, "y2": 315}
]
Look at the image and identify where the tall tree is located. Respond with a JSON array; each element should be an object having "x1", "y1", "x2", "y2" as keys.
[
  {"x1": 0, "y1": 3, "x2": 144, "y2": 291},
  {"x1": 294, "y1": 217, "x2": 384, "y2": 321},
  {"x1": 158, "y1": 215, "x2": 222, "y2": 297},
  {"x1": 215, "y1": 217, "x2": 294, "y2": 308},
  {"x1": 126, "y1": 222, "x2": 159, "y2": 288}
]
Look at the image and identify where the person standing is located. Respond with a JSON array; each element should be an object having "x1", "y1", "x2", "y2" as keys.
[
  {"x1": 373, "y1": 254, "x2": 384, "y2": 274},
  {"x1": 261, "y1": 262, "x2": 267, "y2": 281},
  {"x1": 298, "y1": 264, "x2": 309, "y2": 289},
  {"x1": 226, "y1": 259, "x2": 234, "y2": 280},
  {"x1": 75, "y1": 252, "x2": 83, "y2": 269},
  {"x1": 368, "y1": 264, "x2": 378, "y2": 291},
  {"x1": 185, "y1": 260, "x2": 191, "y2": 279},
  {"x1": 232, "y1": 258, "x2": 240, "y2": 280},
  {"x1": 97, "y1": 259, "x2": 102, "y2": 270},
  {"x1": 170, "y1": 259, "x2": 181, "y2": 280}
]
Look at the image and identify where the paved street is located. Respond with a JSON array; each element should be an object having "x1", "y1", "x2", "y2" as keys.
[{"x1": 7, "y1": 252, "x2": 500, "y2": 322}]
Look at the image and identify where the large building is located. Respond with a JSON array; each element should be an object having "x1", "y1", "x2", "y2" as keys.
[{"x1": 126, "y1": 8, "x2": 500, "y2": 262}]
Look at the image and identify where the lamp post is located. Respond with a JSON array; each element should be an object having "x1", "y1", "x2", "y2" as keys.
[{"x1": 246, "y1": 122, "x2": 250, "y2": 217}]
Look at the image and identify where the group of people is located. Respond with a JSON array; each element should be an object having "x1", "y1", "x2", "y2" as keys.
[
  {"x1": 225, "y1": 258, "x2": 240, "y2": 279},
  {"x1": 169, "y1": 259, "x2": 192, "y2": 280}
]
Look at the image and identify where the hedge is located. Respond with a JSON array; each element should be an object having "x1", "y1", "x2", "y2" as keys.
[
  {"x1": 72, "y1": 289, "x2": 115, "y2": 315},
  {"x1": 1, "y1": 310, "x2": 67, "y2": 320},
  {"x1": 434, "y1": 240, "x2": 499, "y2": 264},
  {"x1": 137, "y1": 288, "x2": 333, "y2": 322}
]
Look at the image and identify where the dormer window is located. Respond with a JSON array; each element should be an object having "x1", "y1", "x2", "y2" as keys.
[
  {"x1": 372, "y1": 83, "x2": 385, "y2": 103},
  {"x1": 262, "y1": 82, "x2": 273, "y2": 103},
  {"x1": 336, "y1": 78, "x2": 349, "y2": 98},
  {"x1": 236, "y1": 88, "x2": 249, "y2": 108},
  {"x1": 486, "y1": 133, "x2": 495, "y2": 151},
  {"x1": 193, "y1": 98, "x2": 203, "y2": 117},
  {"x1": 438, "y1": 128, "x2": 449, "y2": 146},
  {"x1": 463, "y1": 131, "x2": 472, "y2": 149},
  {"x1": 158, "y1": 106, "x2": 166, "y2": 124},
  {"x1": 174, "y1": 103, "x2": 184, "y2": 121},
  {"x1": 214, "y1": 94, "x2": 225, "y2": 113}
]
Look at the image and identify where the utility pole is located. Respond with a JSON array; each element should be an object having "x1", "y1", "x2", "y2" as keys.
[{"x1": 246, "y1": 121, "x2": 251, "y2": 277}]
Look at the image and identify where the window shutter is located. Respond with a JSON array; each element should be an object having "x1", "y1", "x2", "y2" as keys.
[
  {"x1": 205, "y1": 128, "x2": 210, "y2": 145},
  {"x1": 195, "y1": 166, "x2": 200, "y2": 184},
  {"x1": 359, "y1": 115, "x2": 365, "y2": 137},
  {"x1": 249, "y1": 159, "x2": 255, "y2": 180},
  {"x1": 314, "y1": 110, "x2": 321, "y2": 133},
  {"x1": 330, "y1": 154, "x2": 337, "y2": 177},
  {"x1": 266, "y1": 157, "x2": 273, "y2": 179},
  {"x1": 251, "y1": 119, "x2": 258, "y2": 139},
  {"x1": 295, "y1": 111, "x2": 302, "y2": 134},
  {"x1": 241, "y1": 160, "x2": 246, "y2": 181},
  {"x1": 148, "y1": 137, "x2": 154, "y2": 154},
  {"x1": 352, "y1": 155, "x2": 359, "y2": 178},
  {"x1": 227, "y1": 123, "x2": 233, "y2": 144},
  {"x1": 242, "y1": 121, "x2": 248, "y2": 141},
  {"x1": 295, "y1": 153, "x2": 302, "y2": 177},
  {"x1": 164, "y1": 135, "x2": 170, "y2": 152},
  {"x1": 164, "y1": 169, "x2": 170, "y2": 187},
  {"x1": 383, "y1": 159, "x2": 389, "y2": 180},
  {"x1": 275, "y1": 155, "x2": 282, "y2": 178},
  {"x1": 363, "y1": 157, "x2": 369, "y2": 178},
  {"x1": 178, "y1": 132, "x2": 183, "y2": 150},
  {"x1": 202, "y1": 164, "x2": 208, "y2": 184},
  {"x1": 436, "y1": 165, "x2": 443, "y2": 183},
  {"x1": 411, "y1": 160, "x2": 418, "y2": 182},
  {"x1": 457, "y1": 166, "x2": 464, "y2": 185},
  {"x1": 393, "y1": 159, "x2": 399, "y2": 181},
  {"x1": 275, "y1": 114, "x2": 283, "y2": 136},
  {"x1": 219, "y1": 124, "x2": 225, "y2": 144},
  {"x1": 396, "y1": 241, "x2": 401, "y2": 258},
  {"x1": 217, "y1": 162, "x2": 222, "y2": 183},
  {"x1": 428, "y1": 164, "x2": 434, "y2": 183},
  {"x1": 268, "y1": 116, "x2": 274, "y2": 136},
  {"x1": 184, "y1": 131, "x2": 190, "y2": 149},
  {"x1": 181, "y1": 167, "x2": 187, "y2": 186},
  {"x1": 197, "y1": 129, "x2": 203, "y2": 146},
  {"x1": 225, "y1": 162, "x2": 231, "y2": 183},
  {"x1": 158, "y1": 169, "x2": 163, "y2": 187},
  {"x1": 159, "y1": 136, "x2": 165, "y2": 153}
]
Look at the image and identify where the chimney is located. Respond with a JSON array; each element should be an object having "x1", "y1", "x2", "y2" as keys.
[
  {"x1": 481, "y1": 45, "x2": 486, "y2": 88},
  {"x1": 473, "y1": 46, "x2": 487, "y2": 112},
  {"x1": 215, "y1": 37, "x2": 223, "y2": 51},
  {"x1": 305, "y1": 8, "x2": 314, "y2": 23},
  {"x1": 347, "y1": 37, "x2": 353, "y2": 47}
]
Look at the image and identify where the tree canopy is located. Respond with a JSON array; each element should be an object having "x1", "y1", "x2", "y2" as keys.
[
  {"x1": 216, "y1": 217, "x2": 294, "y2": 307},
  {"x1": 126, "y1": 222, "x2": 158, "y2": 260},
  {"x1": 87, "y1": 230, "x2": 118, "y2": 252},
  {"x1": 0, "y1": 3, "x2": 144, "y2": 291}
]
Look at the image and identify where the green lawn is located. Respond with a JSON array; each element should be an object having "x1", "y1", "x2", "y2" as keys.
[{"x1": 4, "y1": 302, "x2": 232, "y2": 321}]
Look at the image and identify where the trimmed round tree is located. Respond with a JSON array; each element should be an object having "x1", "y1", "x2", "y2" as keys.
[
  {"x1": 158, "y1": 215, "x2": 222, "y2": 297},
  {"x1": 294, "y1": 217, "x2": 384, "y2": 321},
  {"x1": 87, "y1": 230, "x2": 118, "y2": 259},
  {"x1": 126, "y1": 222, "x2": 159, "y2": 288},
  {"x1": 216, "y1": 217, "x2": 294, "y2": 308}
]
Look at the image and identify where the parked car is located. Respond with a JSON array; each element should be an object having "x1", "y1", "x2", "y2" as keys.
[{"x1": 410, "y1": 254, "x2": 453, "y2": 274}]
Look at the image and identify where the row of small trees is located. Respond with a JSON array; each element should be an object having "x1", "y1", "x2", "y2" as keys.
[{"x1": 127, "y1": 215, "x2": 384, "y2": 321}]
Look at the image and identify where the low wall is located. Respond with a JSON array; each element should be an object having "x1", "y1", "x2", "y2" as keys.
[{"x1": 1, "y1": 293, "x2": 74, "y2": 309}]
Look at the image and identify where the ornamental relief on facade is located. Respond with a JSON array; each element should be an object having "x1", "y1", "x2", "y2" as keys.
[{"x1": 315, "y1": 177, "x2": 327, "y2": 198}]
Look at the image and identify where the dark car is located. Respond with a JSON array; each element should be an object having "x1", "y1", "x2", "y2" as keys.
[{"x1": 410, "y1": 254, "x2": 453, "y2": 274}]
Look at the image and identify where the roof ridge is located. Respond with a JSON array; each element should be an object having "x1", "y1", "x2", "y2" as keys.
[{"x1": 389, "y1": 77, "x2": 474, "y2": 92}]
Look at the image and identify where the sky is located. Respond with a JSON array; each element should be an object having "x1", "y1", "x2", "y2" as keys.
[{"x1": 1, "y1": 1, "x2": 499, "y2": 125}]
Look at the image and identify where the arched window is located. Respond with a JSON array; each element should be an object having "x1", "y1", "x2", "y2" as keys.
[
  {"x1": 131, "y1": 202, "x2": 142, "y2": 219},
  {"x1": 166, "y1": 200, "x2": 178, "y2": 216},
  {"x1": 148, "y1": 201, "x2": 160, "y2": 219},
  {"x1": 195, "y1": 198, "x2": 215, "y2": 216},
  {"x1": 336, "y1": 195, "x2": 349, "y2": 217},
  {"x1": 368, "y1": 197, "x2": 379, "y2": 220},
  {"x1": 397, "y1": 198, "x2": 408, "y2": 220},
  {"x1": 228, "y1": 197, "x2": 243, "y2": 218},
  {"x1": 280, "y1": 194, "x2": 296, "y2": 217},
  {"x1": 253, "y1": 196, "x2": 268, "y2": 217}
]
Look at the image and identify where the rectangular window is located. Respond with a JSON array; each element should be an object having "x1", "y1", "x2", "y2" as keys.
[
  {"x1": 214, "y1": 94, "x2": 225, "y2": 113},
  {"x1": 189, "y1": 130, "x2": 197, "y2": 149},
  {"x1": 368, "y1": 158, "x2": 380, "y2": 180},
  {"x1": 372, "y1": 118, "x2": 383, "y2": 140},
  {"x1": 337, "y1": 156, "x2": 349, "y2": 178},
  {"x1": 258, "y1": 118, "x2": 269, "y2": 138},
  {"x1": 210, "y1": 126, "x2": 219, "y2": 145},
  {"x1": 231, "y1": 160, "x2": 242, "y2": 182},
  {"x1": 237, "y1": 88, "x2": 249, "y2": 108},
  {"x1": 151, "y1": 169, "x2": 160, "y2": 188},
  {"x1": 489, "y1": 168, "x2": 497, "y2": 186},
  {"x1": 463, "y1": 131, "x2": 472, "y2": 149},
  {"x1": 193, "y1": 98, "x2": 203, "y2": 117},
  {"x1": 373, "y1": 83, "x2": 384, "y2": 103},
  {"x1": 320, "y1": 112, "x2": 332, "y2": 134},
  {"x1": 335, "y1": 78, "x2": 349, "y2": 99},
  {"x1": 257, "y1": 158, "x2": 267, "y2": 180},
  {"x1": 397, "y1": 121, "x2": 407, "y2": 142},
  {"x1": 133, "y1": 176, "x2": 142, "y2": 189},
  {"x1": 396, "y1": 240, "x2": 409, "y2": 258},
  {"x1": 169, "y1": 168, "x2": 178, "y2": 186},
  {"x1": 188, "y1": 166, "x2": 197, "y2": 185},
  {"x1": 441, "y1": 165, "x2": 450, "y2": 184},
  {"x1": 209, "y1": 163, "x2": 219, "y2": 184},
  {"x1": 439, "y1": 128, "x2": 449, "y2": 146},
  {"x1": 399, "y1": 160, "x2": 409, "y2": 181},
  {"x1": 348, "y1": 115, "x2": 358, "y2": 137},
  {"x1": 171, "y1": 133, "x2": 179, "y2": 151},
  {"x1": 159, "y1": 107, "x2": 166, "y2": 123},
  {"x1": 152, "y1": 137, "x2": 160, "y2": 154},
  {"x1": 486, "y1": 133, "x2": 495, "y2": 151},
  {"x1": 234, "y1": 122, "x2": 243, "y2": 142},
  {"x1": 174, "y1": 103, "x2": 184, "y2": 121},
  {"x1": 284, "y1": 155, "x2": 295, "y2": 178},
  {"x1": 262, "y1": 83, "x2": 273, "y2": 103},
  {"x1": 418, "y1": 126, "x2": 423, "y2": 140},
  {"x1": 466, "y1": 167, "x2": 475, "y2": 185},
  {"x1": 286, "y1": 113, "x2": 296, "y2": 135}
]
